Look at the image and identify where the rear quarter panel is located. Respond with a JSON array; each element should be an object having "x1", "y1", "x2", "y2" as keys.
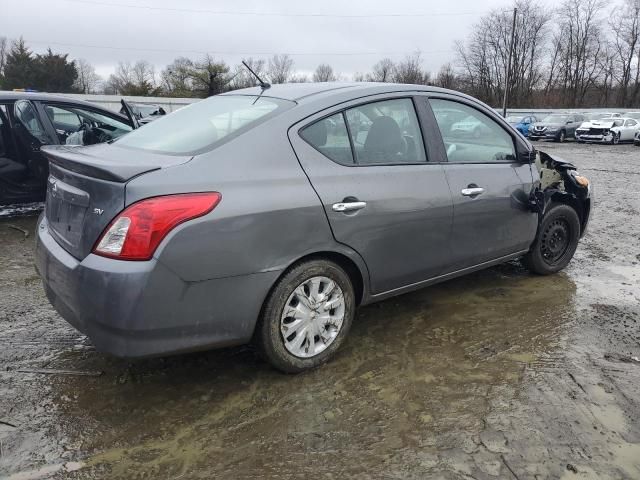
[{"x1": 124, "y1": 116, "x2": 358, "y2": 284}]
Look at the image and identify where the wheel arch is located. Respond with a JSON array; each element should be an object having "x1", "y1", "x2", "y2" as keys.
[
  {"x1": 548, "y1": 191, "x2": 588, "y2": 236},
  {"x1": 251, "y1": 248, "x2": 369, "y2": 342}
]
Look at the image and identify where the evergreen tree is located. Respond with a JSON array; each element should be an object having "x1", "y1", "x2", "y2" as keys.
[
  {"x1": 33, "y1": 48, "x2": 78, "y2": 93},
  {"x1": 2, "y1": 38, "x2": 36, "y2": 89}
]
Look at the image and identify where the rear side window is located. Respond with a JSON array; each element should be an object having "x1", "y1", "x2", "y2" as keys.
[
  {"x1": 300, "y1": 98, "x2": 427, "y2": 166},
  {"x1": 345, "y1": 99, "x2": 426, "y2": 165},
  {"x1": 300, "y1": 113, "x2": 353, "y2": 165},
  {"x1": 116, "y1": 95, "x2": 293, "y2": 155}
]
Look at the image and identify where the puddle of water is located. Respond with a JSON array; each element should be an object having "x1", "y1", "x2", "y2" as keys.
[
  {"x1": 5, "y1": 462, "x2": 84, "y2": 480},
  {"x1": 0, "y1": 203, "x2": 44, "y2": 219}
]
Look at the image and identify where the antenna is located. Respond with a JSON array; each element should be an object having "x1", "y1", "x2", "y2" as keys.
[{"x1": 242, "y1": 61, "x2": 270, "y2": 90}]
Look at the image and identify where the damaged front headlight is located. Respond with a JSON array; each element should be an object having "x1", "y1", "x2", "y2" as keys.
[{"x1": 569, "y1": 170, "x2": 590, "y2": 192}]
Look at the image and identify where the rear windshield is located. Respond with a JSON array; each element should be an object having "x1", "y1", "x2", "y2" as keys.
[{"x1": 116, "y1": 95, "x2": 293, "y2": 155}]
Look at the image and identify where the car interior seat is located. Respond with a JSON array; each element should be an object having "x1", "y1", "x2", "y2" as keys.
[{"x1": 363, "y1": 116, "x2": 406, "y2": 164}]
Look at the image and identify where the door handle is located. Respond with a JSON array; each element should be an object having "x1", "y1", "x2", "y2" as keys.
[
  {"x1": 332, "y1": 201, "x2": 367, "y2": 212},
  {"x1": 461, "y1": 187, "x2": 485, "y2": 197}
]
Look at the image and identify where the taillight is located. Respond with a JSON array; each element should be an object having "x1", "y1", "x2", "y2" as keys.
[{"x1": 93, "y1": 192, "x2": 221, "y2": 261}]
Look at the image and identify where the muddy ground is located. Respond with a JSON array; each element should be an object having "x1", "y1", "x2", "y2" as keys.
[{"x1": 1, "y1": 141, "x2": 639, "y2": 479}]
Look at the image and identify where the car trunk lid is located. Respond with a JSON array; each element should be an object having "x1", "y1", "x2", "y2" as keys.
[{"x1": 42, "y1": 144, "x2": 191, "y2": 259}]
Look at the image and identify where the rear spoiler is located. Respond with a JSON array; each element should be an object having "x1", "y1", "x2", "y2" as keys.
[{"x1": 41, "y1": 145, "x2": 161, "y2": 182}]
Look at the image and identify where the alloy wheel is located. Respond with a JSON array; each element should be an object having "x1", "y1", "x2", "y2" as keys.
[{"x1": 280, "y1": 276, "x2": 346, "y2": 358}]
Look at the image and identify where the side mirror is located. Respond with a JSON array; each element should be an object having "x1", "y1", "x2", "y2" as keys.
[{"x1": 566, "y1": 121, "x2": 572, "y2": 125}]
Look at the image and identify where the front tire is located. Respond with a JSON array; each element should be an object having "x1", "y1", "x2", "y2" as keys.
[
  {"x1": 612, "y1": 132, "x2": 620, "y2": 145},
  {"x1": 557, "y1": 130, "x2": 566, "y2": 143},
  {"x1": 256, "y1": 259, "x2": 355, "y2": 373},
  {"x1": 523, "y1": 203, "x2": 581, "y2": 275}
]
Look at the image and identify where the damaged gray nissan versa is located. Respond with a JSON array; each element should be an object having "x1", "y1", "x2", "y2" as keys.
[{"x1": 35, "y1": 83, "x2": 592, "y2": 373}]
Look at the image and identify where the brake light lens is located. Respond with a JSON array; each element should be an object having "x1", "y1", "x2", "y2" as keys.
[{"x1": 94, "y1": 192, "x2": 221, "y2": 261}]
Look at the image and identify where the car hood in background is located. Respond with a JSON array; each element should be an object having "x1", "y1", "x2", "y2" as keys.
[{"x1": 577, "y1": 121, "x2": 619, "y2": 130}]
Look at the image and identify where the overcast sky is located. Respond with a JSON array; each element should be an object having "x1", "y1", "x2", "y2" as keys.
[{"x1": 2, "y1": 0, "x2": 514, "y2": 80}]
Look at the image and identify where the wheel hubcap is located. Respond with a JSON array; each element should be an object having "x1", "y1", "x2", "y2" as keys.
[
  {"x1": 280, "y1": 276, "x2": 345, "y2": 358},
  {"x1": 540, "y1": 218, "x2": 570, "y2": 264}
]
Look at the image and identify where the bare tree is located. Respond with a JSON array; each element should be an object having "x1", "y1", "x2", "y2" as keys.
[
  {"x1": 0, "y1": 36, "x2": 8, "y2": 79},
  {"x1": 367, "y1": 58, "x2": 395, "y2": 82},
  {"x1": 435, "y1": 63, "x2": 459, "y2": 89},
  {"x1": 312, "y1": 64, "x2": 336, "y2": 82},
  {"x1": 73, "y1": 58, "x2": 101, "y2": 93},
  {"x1": 161, "y1": 57, "x2": 196, "y2": 96},
  {"x1": 289, "y1": 73, "x2": 309, "y2": 83},
  {"x1": 230, "y1": 57, "x2": 266, "y2": 89},
  {"x1": 610, "y1": 0, "x2": 640, "y2": 106},
  {"x1": 106, "y1": 60, "x2": 158, "y2": 95},
  {"x1": 551, "y1": 0, "x2": 606, "y2": 107},
  {"x1": 267, "y1": 54, "x2": 294, "y2": 83},
  {"x1": 393, "y1": 52, "x2": 429, "y2": 84},
  {"x1": 456, "y1": 1, "x2": 551, "y2": 106}
]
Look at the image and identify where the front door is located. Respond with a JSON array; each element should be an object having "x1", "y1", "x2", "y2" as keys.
[
  {"x1": 13, "y1": 100, "x2": 54, "y2": 182},
  {"x1": 621, "y1": 119, "x2": 639, "y2": 141},
  {"x1": 427, "y1": 97, "x2": 538, "y2": 272},
  {"x1": 290, "y1": 96, "x2": 454, "y2": 295}
]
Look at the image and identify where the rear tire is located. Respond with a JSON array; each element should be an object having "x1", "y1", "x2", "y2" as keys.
[
  {"x1": 256, "y1": 259, "x2": 355, "y2": 373},
  {"x1": 523, "y1": 203, "x2": 581, "y2": 275}
]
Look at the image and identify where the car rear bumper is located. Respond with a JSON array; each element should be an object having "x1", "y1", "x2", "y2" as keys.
[{"x1": 35, "y1": 214, "x2": 279, "y2": 358}]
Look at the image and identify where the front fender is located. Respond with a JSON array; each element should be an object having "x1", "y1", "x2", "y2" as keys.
[{"x1": 530, "y1": 150, "x2": 592, "y2": 237}]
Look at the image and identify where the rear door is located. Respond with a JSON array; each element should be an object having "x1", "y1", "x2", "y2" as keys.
[
  {"x1": 425, "y1": 96, "x2": 537, "y2": 272},
  {"x1": 289, "y1": 94, "x2": 454, "y2": 295}
]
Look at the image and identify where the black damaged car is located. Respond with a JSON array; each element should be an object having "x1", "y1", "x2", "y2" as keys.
[{"x1": 0, "y1": 92, "x2": 139, "y2": 206}]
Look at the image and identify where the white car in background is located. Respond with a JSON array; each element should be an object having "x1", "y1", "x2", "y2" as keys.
[
  {"x1": 576, "y1": 117, "x2": 640, "y2": 144},
  {"x1": 583, "y1": 112, "x2": 622, "y2": 121}
]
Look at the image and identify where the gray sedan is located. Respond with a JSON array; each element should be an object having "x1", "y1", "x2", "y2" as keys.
[{"x1": 35, "y1": 83, "x2": 592, "y2": 372}]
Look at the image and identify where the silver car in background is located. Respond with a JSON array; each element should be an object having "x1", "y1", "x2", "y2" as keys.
[{"x1": 35, "y1": 83, "x2": 592, "y2": 372}]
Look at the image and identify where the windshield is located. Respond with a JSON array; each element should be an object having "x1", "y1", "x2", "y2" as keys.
[
  {"x1": 116, "y1": 95, "x2": 293, "y2": 155},
  {"x1": 542, "y1": 115, "x2": 568, "y2": 123},
  {"x1": 506, "y1": 116, "x2": 524, "y2": 123}
]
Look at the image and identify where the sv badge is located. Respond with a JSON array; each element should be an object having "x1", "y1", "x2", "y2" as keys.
[{"x1": 93, "y1": 208, "x2": 104, "y2": 216}]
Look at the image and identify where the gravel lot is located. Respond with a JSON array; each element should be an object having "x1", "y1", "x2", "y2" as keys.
[{"x1": 1, "y1": 141, "x2": 639, "y2": 479}]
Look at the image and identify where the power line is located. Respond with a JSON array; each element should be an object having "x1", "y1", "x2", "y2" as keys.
[
  {"x1": 62, "y1": 0, "x2": 484, "y2": 18},
  {"x1": 24, "y1": 39, "x2": 456, "y2": 57}
]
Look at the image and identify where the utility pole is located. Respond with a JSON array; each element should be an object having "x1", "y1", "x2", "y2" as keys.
[{"x1": 502, "y1": 7, "x2": 518, "y2": 118}]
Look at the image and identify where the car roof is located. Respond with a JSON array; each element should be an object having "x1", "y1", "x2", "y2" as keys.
[
  {"x1": 0, "y1": 90, "x2": 110, "y2": 109},
  {"x1": 221, "y1": 82, "x2": 470, "y2": 103}
]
